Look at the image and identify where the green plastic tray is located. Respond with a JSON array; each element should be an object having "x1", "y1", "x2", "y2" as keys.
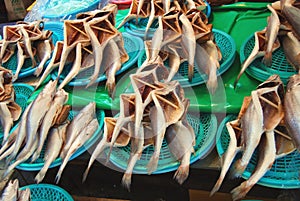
[
  {"x1": 216, "y1": 114, "x2": 300, "y2": 189},
  {"x1": 109, "y1": 113, "x2": 217, "y2": 174},
  {"x1": 20, "y1": 183, "x2": 74, "y2": 201}
]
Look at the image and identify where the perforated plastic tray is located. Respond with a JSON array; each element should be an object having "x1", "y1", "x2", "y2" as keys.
[
  {"x1": 216, "y1": 114, "x2": 300, "y2": 189},
  {"x1": 240, "y1": 34, "x2": 297, "y2": 85},
  {"x1": 20, "y1": 183, "x2": 74, "y2": 201},
  {"x1": 0, "y1": 83, "x2": 33, "y2": 137},
  {"x1": 1, "y1": 22, "x2": 64, "y2": 79},
  {"x1": 15, "y1": 109, "x2": 105, "y2": 171},
  {"x1": 51, "y1": 32, "x2": 144, "y2": 86},
  {"x1": 138, "y1": 29, "x2": 236, "y2": 87},
  {"x1": 109, "y1": 113, "x2": 217, "y2": 174}
]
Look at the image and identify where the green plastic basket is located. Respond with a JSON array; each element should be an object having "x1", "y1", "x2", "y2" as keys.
[
  {"x1": 123, "y1": 1, "x2": 211, "y2": 39},
  {"x1": 216, "y1": 114, "x2": 300, "y2": 189},
  {"x1": 0, "y1": 83, "x2": 33, "y2": 137},
  {"x1": 137, "y1": 29, "x2": 236, "y2": 87},
  {"x1": 51, "y1": 32, "x2": 144, "y2": 86},
  {"x1": 109, "y1": 113, "x2": 217, "y2": 174},
  {"x1": 15, "y1": 109, "x2": 105, "y2": 171},
  {"x1": 240, "y1": 34, "x2": 297, "y2": 85},
  {"x1": 1, "y1": 22, "x2": 64, "y2": 79},
  {"x1": 20, "y1": 183, "x2": 74, "y2": 201}
]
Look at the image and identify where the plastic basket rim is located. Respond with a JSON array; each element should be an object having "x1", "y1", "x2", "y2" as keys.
[
  {"x1": 20, "y1": 183, "x2": 74, "y2": 201},
  {"x1": 43, "y1": 0, "x2": 100, "y2": 19},
  {"x1": 137, "y1": 28, "x2": 236, "y2": 88},
  {"x1": 109, "y1": 113, "x2": 217, "y2": 174},
  {"x1": 216, "y1": 114, "x2": 300, "y2": 189},
  {"x1": 51, "y1": 32, "x2": 144, "y2": 86},
  {"x1": 16, "y1": 109, "x2": 105, "y2": 171},
  {"x1": 239, "y1": 34, "x2": 296, "y2": 85}
]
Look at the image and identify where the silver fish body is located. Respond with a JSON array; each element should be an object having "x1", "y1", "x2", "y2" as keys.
[
  {"x1": 0, "y1": 102, "x2": 13, "y2": 144},
  {"x1": 280, "y1": 31, "x2": 300, "y2": 71},
  {"x1": 282, "y1": 0, "x2": 300, "y2": 39}
]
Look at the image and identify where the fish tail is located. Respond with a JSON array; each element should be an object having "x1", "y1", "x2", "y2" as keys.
[
  {"x1": 121, "y1": 173, "x2": 132, "y2": 192},
  {"x1": 31, "y1": 151, "x2": 40, "y2": 163},
  {"x1": 147, "y1": 154, "x2": 159, "y2": 174},
  {"x1": 173, "y1": 165, "x2": 189, "y2": 185},
  {"x1": 34, "y1": 67, "x2": 43, "y2": 77},
  {"x1": 188, "y1": 64, "x2": 194, "y2": 81},
  {"x1": 82, "y1": 156, "x2": 96, "y2": 183},
  {"x1": 263, "y1": 51, "x2": 272, "y2": 67},
  {"x1": 35, "y1": 167, "x2": 47, "y2": 184},
  {"x1": 207, "y1": 72, "x2": 218, "y2": 94},
  {"x1": 55, "y1": 171, "x2": 62, "y2": 184},
  {"x1": 210, "y1": 176, "x2": 224, "y2": 196},
  {"x1": 229, "y1": 159, "x2": 245, "y2": 179},
  {"x1": 231, "y1": 181, "x2": 252, "y2": 201},
  {"x1": 105, "y1": 80, "x2": 116, "y2": 99}
]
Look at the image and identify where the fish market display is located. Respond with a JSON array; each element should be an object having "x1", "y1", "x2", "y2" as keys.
[
  {"x1": 139, "y1": 7, "x2": 221, "y2": 93},
  {"x1": 84, "y1": 58, "x2": 195, "y2": 190},
  {"x1": 0, "y1": 179, "x2": 31, "y2": 201},
  {"x1": 235, "y1": 0, "x2": 300, "y2": 87},
  {"x1": 0, "y1": 21, "x2": 55, "y2": 81},
  {"x1": 36, "y1": 4, "x2": 129, "y2": 96},
  {"x1": 0, "y1": 68, "x2": 21, "y2": 144},
  {"x1": 0, "y1": 80, "x2": 99, "y2": 184},
  {"x1": 117, "y1": 0, "x2": 207, "y2": 38},
  {"x1": 211, "y1": 75, "x2": 297, "y2": 201}
]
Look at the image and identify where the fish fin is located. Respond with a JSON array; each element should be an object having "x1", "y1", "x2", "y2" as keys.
[
  {"x1": 121, "y1": 173, "x2": 132, "y2": 192},
  {"x1": 262, "y1": 51, "x2": 272, "y2": 67},
  {"x1": 147, "y1": 154, "x2": 159, "y2": 174},
  {"x1": 230, "y1": 181, "x2": 252, "y2": 201},
  {"x1": 173, "y1": 165, "x2": 189, "y2": 185}
]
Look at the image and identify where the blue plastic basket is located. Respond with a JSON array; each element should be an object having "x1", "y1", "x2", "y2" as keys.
[
  {"x1": 42, "y1": 0, "x2": 100, "y2": 21},
  {"x1": 137, "y1": 29, "x2": 236, "y2": 87},
  {"x1": 109, "y1": 113, "x2": 217, "y2": 174},
  {"x1": 0, "y1": 83, "x2": 33, "y2": 137},
  {"x1": 20, "y1": 183, "x2": 74, "y2": 201},
  {"x1": 51, "y1": 32, "x2": 144, "y2": 86},
  {"x1": 240, "y1": 34, "x2": 297, "y2": 85},
  {"x1": 123, "y1": 1, "x2": 211, "y2": 39},
  {"x1": 216, "y1": 114, "x2": 300, "y2": 189},
  {"x1": 1, "y1": 22, "x2": 64, "y2": 80},
  {"x1": 15, "y1": 109, "x2": 105, "y2": 171}
]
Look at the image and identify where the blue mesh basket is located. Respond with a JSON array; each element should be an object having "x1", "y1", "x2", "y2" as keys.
[
  {"x1": 109, "y1": 113, "x2": 217, "y2": 174},
  {"x1": 1, "y1": 22, "x2": 64, "y2": 80},
  {"x1": 42, "y1": 0, "x2": 100, "y2": 21},
  {"x1": 137, "y1": 29, "x2": 236, "y2": 87},
  {"x1": 0, "y1": 83, "x2": 34, "y2": 137},
  {"x1": 15, "y1": 109, "x2": 105, "y2": 171},
  {"x1": 240, "y1": 34, "x2": 297, "y2": 85},
  {"x1": 51, "y1": 32, "x2": 144, "y2": 86},
  {"x1": 123, "y1": 1, "x2": 211, "y2": 39},
  {"x1": 20, "y1": 183, "x2": 74, "y2": 201},
  {"x1": 216, "y1": 114, "x2": 300, "y2": 189}
]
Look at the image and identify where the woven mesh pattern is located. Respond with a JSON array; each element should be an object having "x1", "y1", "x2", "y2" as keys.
[
  {"x1": 20, "y1": 184, "x2": 74, "y2": 201},
  {"x1": 240, "y1": 35, "x2": 297, "y2": 85},
  {"x1": 52, "y1": 33, "x2": 143, "y2": 86},
  {"x1": 1, "y1": 22, "x2": 64, "y2": 79},
  {"x1": 16, "y1": 109, "x2": 105, "y2": 171},
  {"x1": 0, "y1": 84, "x2": 33, "y2": 137},
  {"x1": 138, "y1": 29, "x2": 236, "y2": 87},
  {"x1": 216, "y1": 114, "x2": 300, "y2": 189},
  {"x1": 109, "y1": 113, "x2": 217, "y2": 174}
]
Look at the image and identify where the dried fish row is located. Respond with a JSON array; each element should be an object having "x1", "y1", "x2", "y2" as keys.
[
  {"x1": 84, "y1": 59, "x2": 195, "y2": 190},
  {"x1": 0, "y1": 68, "x2": 21, "y2": 145},
  {"x1": 235, "y1": 0, "x2": 300, "y2": 87},
  {"x1": 0, "y1": 80, "x2": 99, "y2": 184},
  {"x1": 211, "y1": 74, "x2": 298, "y2": 201},
  {"x1": 36, "y1": 4, "x2": 129, "y2": 97},
  {"x1": 0, "y1": 21, "x2": 55, "y2": 81},
  {"x1": 0, "y1": 179, "x2": 31, "y2": 201}
]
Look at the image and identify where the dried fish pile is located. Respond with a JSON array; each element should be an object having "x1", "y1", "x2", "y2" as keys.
[
  {"x1": 0, "y1": 21, "x2": 55, "y2": 81},
  {"x1": 211, "y1": 75, "x2": 297, "y2": 201},
  {"x1": 235, "y1": 0, "x2": 300, "y2": 87},
  {"x1": 83, "y1": 60, "x2": 195, "y2": 189},
  {"x1": 0, "y1": 179, "x2": 31, "y2": 201},
  {"x1": 117, "y1": 0, "x2": 207, "y2": 37},
  {"x1": 0, "y1": 68, "x2": 21, "y2": 145},
  {"x1": 140, "y1": 7, "x2": 221, "y2": 93},
  {"x1": 36, "y1": 4, "x2": 129, "y2": 96},
  {"x1": 0, "y1": 80, "x2": 99, "y2": 184}
]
